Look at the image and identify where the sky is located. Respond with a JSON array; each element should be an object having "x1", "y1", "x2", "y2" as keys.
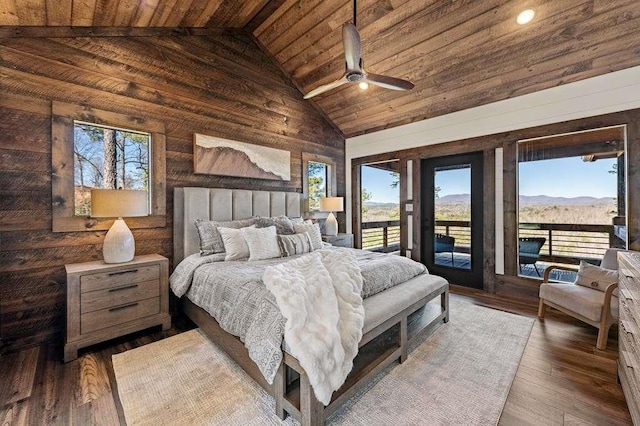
[
  {"x1": 519, "y1": 157, "x2": 616, "y2": 198},
  {"x1": 361, "y1": 165, "x2": 399, "y2": 203},
  {"x1": 361, "y1": 156, "x2": 617, "y2": 203}
]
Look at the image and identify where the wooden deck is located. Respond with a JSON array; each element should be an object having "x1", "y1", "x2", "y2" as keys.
[{"x1": 0, "y1": 289, "x2": 631, "y2": 425}]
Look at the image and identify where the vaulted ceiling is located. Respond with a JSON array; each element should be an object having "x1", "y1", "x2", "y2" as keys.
[{"x1": 1, "y1": 0, "x2": 640, "y2": 138}]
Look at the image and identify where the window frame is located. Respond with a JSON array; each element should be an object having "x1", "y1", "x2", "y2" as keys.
[
  {"x1": 302, "y1": 152, "x2": 337, "y2": 215},
  {"x1": 52, "y1": 101, "x2": 166, "y2": 232}
]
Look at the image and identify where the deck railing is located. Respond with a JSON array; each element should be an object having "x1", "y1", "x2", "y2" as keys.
[
  {"x1": 434, "y1": 220, "x2": 615, "y2": 264},
  {"x1": 518, "y1": 222, "x2": 614, "y2": 264},
  {"x1": 362, "y1": 219, "x2": 617, "y2": 262},
  {"x1": 362, "y1": 220, "x2": 400, "y2": 252}
]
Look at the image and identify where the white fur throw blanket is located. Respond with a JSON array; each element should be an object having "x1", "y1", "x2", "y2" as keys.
[{"x1": 262, "y1": 249, "x2": 365, "y2": 405}]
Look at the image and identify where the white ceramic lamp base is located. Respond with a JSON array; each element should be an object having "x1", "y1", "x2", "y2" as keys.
[
  {"x1": 103, "y1": 218, "x2": 135, "y2": 264},
  {"x1": 324, "y1": 212, "x2": 338, "y2": 236}
]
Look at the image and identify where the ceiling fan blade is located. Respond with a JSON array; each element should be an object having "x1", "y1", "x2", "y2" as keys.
[
  {"x1": 343, "y1": 23, "x2": 362, "y2": 71},
  {"x1": 365, "y1": 73, "x2": 415, "y2": 91},
  {"x1": 304, "y1": 77, "x2": 349, "y2": 99}
]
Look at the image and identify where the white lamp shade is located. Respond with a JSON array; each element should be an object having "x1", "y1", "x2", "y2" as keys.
[
  {"x1": 91, "y1": 189, "x2": 149, "y2": 218},
  {"x1": 319, "y1": 197, "x2": 344, "y2": 212}
]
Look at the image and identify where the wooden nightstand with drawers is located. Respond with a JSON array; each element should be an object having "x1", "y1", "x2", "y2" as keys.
[{"x1": 64, "y1": 254, "x2": 171, "y2": 362}]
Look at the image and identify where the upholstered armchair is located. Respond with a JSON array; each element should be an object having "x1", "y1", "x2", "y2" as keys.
[{"x1": 538, "y1": 248, "x2": 626, "y2": 350}]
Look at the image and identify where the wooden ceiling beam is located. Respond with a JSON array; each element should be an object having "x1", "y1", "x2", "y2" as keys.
[{"x1": 0, "y1": 26, "x2": 245, "y2": 38}]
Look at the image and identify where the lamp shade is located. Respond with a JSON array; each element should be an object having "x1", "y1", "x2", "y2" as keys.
[
  {"x1": 91, "y1": 189, "x2": 148, "y2": 218},
  {"x1": 319, "y1": 197, "x2": 344, "y2": 212}
]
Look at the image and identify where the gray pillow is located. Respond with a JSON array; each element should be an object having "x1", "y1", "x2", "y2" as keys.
[
  {"x1": 575, "y1": 261, "x2": 618, "y2": 293},
  {"x1": 195, "y1": 217, "x2": 257, "y2": 256},
  {"x1": 254, "y1": 216, "x2": 295, "y2": 235},
  {"x1": 278, "y1": 232, "x2": 314, "y2": 257}
]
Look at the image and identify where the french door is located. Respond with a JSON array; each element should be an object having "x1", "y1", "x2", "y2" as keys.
[{"x1": 421, "y1": 152, "x2": 484, "y2": 288}]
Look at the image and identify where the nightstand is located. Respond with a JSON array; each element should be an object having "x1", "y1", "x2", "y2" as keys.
[
  {"x1": 64, "y1": 254, "x2": 170, "y2": 362},
  {"x1": 322, "y1": 233, "x2": 354, "y2": 248}
]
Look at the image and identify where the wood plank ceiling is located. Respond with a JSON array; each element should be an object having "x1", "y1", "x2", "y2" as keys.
[
  {"x1": 0, "y1": 0, "x2": 270, "y2": 27},
  {"x1": 1, "y1": 1, "x2": 640, "y2": 137},
  {"x1": 255, "y1": 0, "x2": 640, "y2": 137}
]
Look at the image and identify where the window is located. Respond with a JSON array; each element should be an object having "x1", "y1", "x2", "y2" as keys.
[
  {"x1": 74, "y1": 122, "x2": 151, "y2": 216},
  {"x1": 52, "y1": 101, "x2": 166, "y2": 232},
  {"x1": 307, "y1": 161, "x2": 328, "y2": 211},
  {"x1": 302, "y1": 153, "x2": 337, "y2": 214},
  {"x1": 516, "y1": 126, "x2": 627, "y2": 279}
]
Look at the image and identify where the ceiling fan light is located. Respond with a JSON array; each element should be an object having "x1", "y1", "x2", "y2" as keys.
[
  {"x1": 517, "y1": 9, "x2": 535, "y2": 25},
  {"x1": 358, "y1": 81, "x2": 369, "y2": 90}
]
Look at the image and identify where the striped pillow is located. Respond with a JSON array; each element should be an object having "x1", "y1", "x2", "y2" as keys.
[
  {"x1": 278, "y1": 232, "x2": 314, "y2": 257},
  {"x1": 293, "y1": 222, "x2": 323, "y2": 251}
]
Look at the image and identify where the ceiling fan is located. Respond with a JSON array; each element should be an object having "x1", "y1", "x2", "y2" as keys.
[{"x1": 303, "y1": 0, "x2": 414, "y2": 100}]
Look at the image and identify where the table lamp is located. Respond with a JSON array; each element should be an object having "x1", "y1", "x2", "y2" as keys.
[
  {"x1": 91, "y1": 189, "x2": 148, "y2": 264},
  {"x1": 319, "y1": 196, "x2": 343, "y2": 236}
]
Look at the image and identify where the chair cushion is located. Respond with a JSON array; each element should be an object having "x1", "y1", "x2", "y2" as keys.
[
  {"x1": 575, "y1": 261, "x2": 618, "y2": 292},
  {"x1": 539, "y1": 283, "x2": 618, "y2": 322},
  {"x1": 600, "y1": 248, "x2": 628, "y2": 270}
]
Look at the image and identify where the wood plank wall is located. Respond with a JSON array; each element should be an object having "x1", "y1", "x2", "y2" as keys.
[
  {"x1": 351, "y1": 109, "x2": 640, "y2": 303},
  {"x1": 0, "y1": 33, "x2": 344, "y2": 354}
]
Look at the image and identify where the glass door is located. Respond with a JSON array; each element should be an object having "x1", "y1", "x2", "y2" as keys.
[{"x1": 421, "y1": 152, "x2": 483, "y2": 288}]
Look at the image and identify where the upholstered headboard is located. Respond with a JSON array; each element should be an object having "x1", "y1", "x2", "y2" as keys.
[{"x1": 173, "y1": 187, "x2": 302, "y2": 264}]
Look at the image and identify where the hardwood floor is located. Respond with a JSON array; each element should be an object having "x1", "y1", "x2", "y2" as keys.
[{"x1": 0, "y1": 289, "x2": 631, "y2": 425}]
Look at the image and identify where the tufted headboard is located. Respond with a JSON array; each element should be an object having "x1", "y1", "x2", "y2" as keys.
[{"x1": 173, "y1": 187, "x2": 302, "y2": 264}]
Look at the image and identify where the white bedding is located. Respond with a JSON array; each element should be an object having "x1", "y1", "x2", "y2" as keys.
[{"x1": 263, "y1": 249, "x2": 364, "y2": 405}]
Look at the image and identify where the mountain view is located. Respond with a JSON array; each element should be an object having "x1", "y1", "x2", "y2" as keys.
[{"x1": 362, "y1": 194, "x2": 617, "y2": 224}]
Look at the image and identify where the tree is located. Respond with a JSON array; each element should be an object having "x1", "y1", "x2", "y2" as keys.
[
  {"x1": 361, "y1": 187, "x2": 372, "y2": 219},
  {"x1": 307, "y1": 162, "x2": 327, "y2": 210},
  {"x1": 103, "y1": 128, "x2": 117, "y2": 189},
  {"x1": 390, "y1": 172, "x2": 399, "y2": 188}
]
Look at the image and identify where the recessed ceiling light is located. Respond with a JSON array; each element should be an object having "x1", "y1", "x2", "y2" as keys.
[
  {"x1": 359, "y1": 81, "x2": 369, "y2": 90},
  {"x1": 517, "y1": 9, "x2": 535, "y2": 25}
]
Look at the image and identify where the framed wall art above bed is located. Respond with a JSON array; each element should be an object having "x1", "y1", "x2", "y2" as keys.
[{"x1": 193, "y1": 133, "x2": 291, "y2": 181}]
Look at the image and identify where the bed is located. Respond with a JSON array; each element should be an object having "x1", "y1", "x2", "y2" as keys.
[{"x1": 172, "y1": 187, "x2": 449, "y2": 425}]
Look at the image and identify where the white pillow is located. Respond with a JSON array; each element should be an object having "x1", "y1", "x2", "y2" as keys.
[
  {"x1": 294, "y1": 221, "x2": 323, "y2": 251},
  {"x1": 575, "y1": 261, "x2": 618, "y2": 293},
  {"x1": 241, "y1": 226, "x2": 281, "y2": 261},
  {"x1": 218, "y1": 225, "x2": 255, "y2": 261}
]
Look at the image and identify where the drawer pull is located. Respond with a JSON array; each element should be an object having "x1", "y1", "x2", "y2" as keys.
[
  {"x1": 108, "y1": 284, "x2": 139, "y2": 293},
  {"x1": 108, "y1": 302, "x2": 138, "y2": 312},
  {"x1": 107, "y1": 269, "x2": 139, "y2": 277}
]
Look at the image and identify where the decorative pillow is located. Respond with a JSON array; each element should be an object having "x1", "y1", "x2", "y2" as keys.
[
  {"x1": 241, "y1": 226, "x2": 281, "y2": 261},
  {"x1": 575, "y1": 261, "x2": 618, "y2": 293},
  {"x1": 278, "y1": 232, "x2": 314, "y2": 257},
  {"x1": 195, "y1": 218, "x2": 257, "y2": 256},
  {"x1": 254, "y1": 216, "x2": 295, "y2": 235},
  {"x1": 289, "y1": 216, "x2": 304, "y2": 225},
  {"x1": 218, "y1": 225, "x2": 255, "y2": 261},
  {"x1": 294, "y1": 221, "x2": 323, "y2": 251}
]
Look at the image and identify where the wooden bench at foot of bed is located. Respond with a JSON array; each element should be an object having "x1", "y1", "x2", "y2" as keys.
[{"x1": 182, "y1": 273, "x2": 449, "y2": 426}]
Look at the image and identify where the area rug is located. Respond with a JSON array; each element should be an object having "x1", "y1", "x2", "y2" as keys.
[{"x1": 112, "y1": 298, "x2": 533, "y2": 425}]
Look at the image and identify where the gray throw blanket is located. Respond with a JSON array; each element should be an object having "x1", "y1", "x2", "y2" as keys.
[{"x1": 170, "y1": 247, "x2": 426, "y2": 384}]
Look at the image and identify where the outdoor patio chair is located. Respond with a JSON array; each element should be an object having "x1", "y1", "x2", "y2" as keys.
[
  {"x1": 538, "y1": 248, "x2": 627, "y2": 350},
  {"x1": 519, "y1": 237, "x2": 546, "y2": 276},
  {"x1": 435, "y1": 233, "x2": 455, "y2": 266}
]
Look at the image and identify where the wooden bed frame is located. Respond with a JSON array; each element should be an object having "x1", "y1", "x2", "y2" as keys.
[{"x1": 174, "y1": 187, "x2": 449, "y2": 425}]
